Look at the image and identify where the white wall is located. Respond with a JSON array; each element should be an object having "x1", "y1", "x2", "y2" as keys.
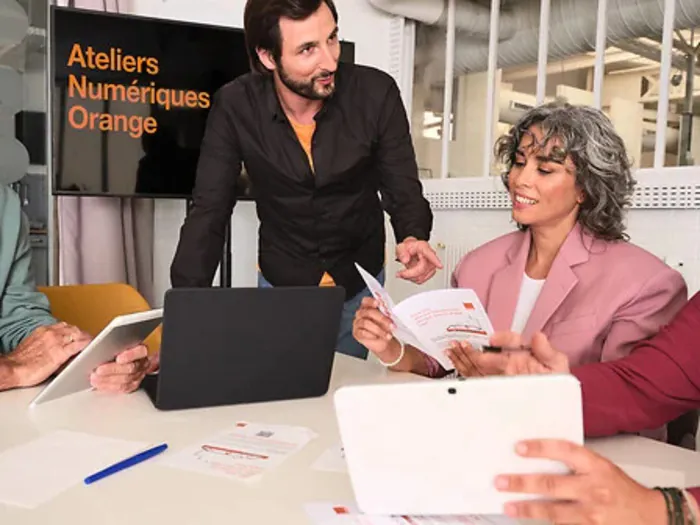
[{"x1": 136, "y1": 0, "x2": 400, "y2": 305}]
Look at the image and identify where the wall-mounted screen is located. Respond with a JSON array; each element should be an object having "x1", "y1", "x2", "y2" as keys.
[{"x1": 51, "y1": 6, "x2": 355, "y2": 199}]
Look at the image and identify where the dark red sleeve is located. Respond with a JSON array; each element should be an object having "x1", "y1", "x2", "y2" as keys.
[
  {"x1": 572, "y1": 293, "x2": 700, "y2": 437},
  {"x1": 689, "y1": 487, "x2": 700, "y2": 502}
]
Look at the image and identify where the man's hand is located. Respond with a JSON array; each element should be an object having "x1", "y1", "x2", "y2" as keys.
[
  {"x1": 496, "y1": 439, "x2": 668, "y2": 525},
  {"x1": 7, "y1": 322, "x2": 91, "y2": 388},
  {"x1": 91, "y1": 345, "x2": 157, "y2": 394},
  {"x1": 395, "y1": 237, "x2": 442, "y2": 284}
]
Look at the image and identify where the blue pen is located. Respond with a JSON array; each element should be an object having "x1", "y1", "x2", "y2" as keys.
[{"x1": 84, "y1": 443, "x2": 168, "y2": 485}]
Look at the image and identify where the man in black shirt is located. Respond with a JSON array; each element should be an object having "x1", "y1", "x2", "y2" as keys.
[{"x1": 170, "y1": 0, "x2": 440, "y2": 359}]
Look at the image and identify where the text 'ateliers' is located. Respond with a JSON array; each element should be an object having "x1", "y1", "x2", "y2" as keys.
[{"x1": 64, "y1": 43, "x2": 212, "y2": 139}]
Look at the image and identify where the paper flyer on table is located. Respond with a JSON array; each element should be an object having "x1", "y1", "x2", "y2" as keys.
[
  {"x1": 0, "y1": 430, "x2": 148, "y2": 509},
  {"x1": 161, "y1": 421, "x2": 317, "y2": 482},
  {"x1": 304, "y1": 502, "x2": 519, "y2": 525},
  {"x1": 355, "y1": 264, "x2": 494, "y2": 370},
  {"x1": 311, "y1": 443, "x2": 347, "y2": 473}
]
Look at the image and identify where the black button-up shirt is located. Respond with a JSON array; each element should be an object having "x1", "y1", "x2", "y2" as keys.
[{"x1": 170, "y1": 62, "x2": 433, "y2": 299}]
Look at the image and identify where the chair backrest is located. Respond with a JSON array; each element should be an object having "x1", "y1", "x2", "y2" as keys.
[
  {"x1": 38, "y1": 283, "x2": 161, "y2": 353},
  {"x1": 667, "y1": 409, "x2": 699, "y2": 451}
]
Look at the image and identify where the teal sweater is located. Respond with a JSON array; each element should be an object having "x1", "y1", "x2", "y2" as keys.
[{"x1": 0, "y1": 185, "x2": 56, "y2": 354}]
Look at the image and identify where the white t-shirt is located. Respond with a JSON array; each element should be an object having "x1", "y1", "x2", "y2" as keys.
[{"x1": 510, "y1": 273, "x2": 546, "y2": 334}]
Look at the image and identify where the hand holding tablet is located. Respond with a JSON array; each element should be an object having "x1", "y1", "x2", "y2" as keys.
[{"x1": 29, "y1": 309, "x2": 163, "y2": 407}]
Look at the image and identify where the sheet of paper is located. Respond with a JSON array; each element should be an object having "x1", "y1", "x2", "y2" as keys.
[
  {"x1": 311, "y1": 443, "x2": 347, "y2": 473},
  {"x1": 161, "y1": 421, "x2": 317, "y2": 482},
  {"x1": 394, "y1": 289, "x2": 493, "y2": 370},
  {"x1": 304, "y1": 502, "x2": 519, "y2": 525},
  {"x1": 618, "y1": 463, "x2": 686, "y2": 488},
  {"x1": 355, "y1": 264, "x2": 425, "y2": 350},
  {"x1": 0, "y1": 430, "x2": 148, "y2": 509}
]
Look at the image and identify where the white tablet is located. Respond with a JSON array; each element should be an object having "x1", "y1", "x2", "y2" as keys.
[
  {"x1": 29, "y1": 308, "x2": 164, "y2": 408},
  {"x1": 334, "y1": 374, "x2": 583, "y2": 516}
]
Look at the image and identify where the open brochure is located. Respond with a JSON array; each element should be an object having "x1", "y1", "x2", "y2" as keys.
[{"x1": 356, "y1": 264, "x2": 494, "y2": 370}]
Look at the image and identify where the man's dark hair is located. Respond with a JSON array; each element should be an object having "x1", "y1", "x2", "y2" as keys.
[{"x1": 244, "y1": 0, "x2": 339, "y2": 75}]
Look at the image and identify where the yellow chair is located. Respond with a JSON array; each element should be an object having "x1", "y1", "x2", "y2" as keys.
[{"x1": 38, "y1": 283, "x2": 162, "y2": 354}]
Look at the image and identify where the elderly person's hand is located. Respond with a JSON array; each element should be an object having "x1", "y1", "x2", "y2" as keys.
[
  {"x1": 91, "y1": 345, "x2": 158, "y2": 394},
  {"x1": 6, "y1": 322, "x2": 90, "y2": 387},
  {"x1": 495, "y1": 439, "x2": 688, "y2": 524},
  {"x1": 445, "y1": 331, "x2": 570, "y2": 377}
]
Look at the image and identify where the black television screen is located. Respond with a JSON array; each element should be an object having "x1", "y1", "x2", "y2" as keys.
[{"x1": 50, "y1": 7, "x2": 355, "y2": 199}]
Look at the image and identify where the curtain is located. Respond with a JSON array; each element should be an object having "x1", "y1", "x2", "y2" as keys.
[{"x1": 55, "y1": 0, "x2": 155, "y2": 305}]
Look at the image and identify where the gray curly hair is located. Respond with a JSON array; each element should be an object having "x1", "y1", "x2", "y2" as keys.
[{"x1": 495, "y1": 102, "x2": 636, "y2": 241}]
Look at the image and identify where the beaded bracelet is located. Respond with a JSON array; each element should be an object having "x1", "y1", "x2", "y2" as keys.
[
  {"x1": 682, "y1": 489, "x2": 699, "y2": 525},
  {"x1": 655, "y1": 487, "x2": 689, "y2": 525},
  {"x1": 657, "y1": 487, "x2": 675, "y2": 525}
]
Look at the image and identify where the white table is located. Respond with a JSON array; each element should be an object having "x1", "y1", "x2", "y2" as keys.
[{"x1": 1, "y1": 354, "x2": 700, "y2": 525}]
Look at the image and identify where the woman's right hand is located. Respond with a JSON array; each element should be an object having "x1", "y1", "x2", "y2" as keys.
[{"x1": 352, "y1": 297, "x2": 401, "y2": 360}]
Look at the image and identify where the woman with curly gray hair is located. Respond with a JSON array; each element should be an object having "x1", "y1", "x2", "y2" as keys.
[
  {"x1": 496, "y1": 103, "x2": 635, "y2": 242},
  {"x1": 353, "y1": 102, "x2": 686, "y2": 389}
]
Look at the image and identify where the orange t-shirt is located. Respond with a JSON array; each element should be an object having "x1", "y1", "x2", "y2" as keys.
[
  {"x1": 289, "y1": 118, "x2": 316, "y2": 170},
  {"x1": 288, "y1": 118, "x2": 334, "y2": 287}
]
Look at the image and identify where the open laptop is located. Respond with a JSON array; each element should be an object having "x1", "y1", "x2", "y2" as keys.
[
  {"x1": 333, "y1": 374, "x2": 583, "y2": 516},
  {"x1": 143, "y1": 286, "x2": 345, "y2": 410}
]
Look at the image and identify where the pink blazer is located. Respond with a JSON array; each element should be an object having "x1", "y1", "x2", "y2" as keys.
[{"x1": 451, "y1": 223, "x2": 687, "y2": 366}]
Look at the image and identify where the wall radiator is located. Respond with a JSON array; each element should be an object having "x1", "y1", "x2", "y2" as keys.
[{"x1": 438, "y1": 241, "x2": 473, "y2": 288}]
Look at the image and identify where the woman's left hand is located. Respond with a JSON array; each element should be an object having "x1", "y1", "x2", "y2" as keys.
[
  {"x1": 446, "y1": 332, "x2": 570, "y2": 377},
  {"x1": 445, "y1": 340, "x2": 507, "y2": 377},
  {"x1": 495, "y1": 439, "x2": 668, "y2": 525}
]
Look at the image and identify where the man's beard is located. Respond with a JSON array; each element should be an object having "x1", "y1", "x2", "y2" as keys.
[{"x1": 278, "y1": 63, "x2": 336, "y2": 100}]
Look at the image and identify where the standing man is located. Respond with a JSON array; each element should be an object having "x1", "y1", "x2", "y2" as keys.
[{"x1": 170, "y1": 0, "x2": 440, "y2": 359}]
